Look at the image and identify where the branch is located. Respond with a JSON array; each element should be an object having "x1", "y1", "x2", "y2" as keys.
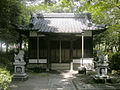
[{"x1": 116, "y1": 5, "x2": 120, "y2": 9}]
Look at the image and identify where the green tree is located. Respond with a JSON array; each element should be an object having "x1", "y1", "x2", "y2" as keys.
[
  {"x1": 0, "y1": 0, "x2": 29, "y2": 52},
  {"x1": 27, "y1": 0, "x2": 83, "y2": 13},
  {"x1": 80, "y1": 0, "x2": 120, "y2": 52}
]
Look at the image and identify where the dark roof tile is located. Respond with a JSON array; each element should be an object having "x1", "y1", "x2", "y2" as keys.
[{"x1": 20, "y1": 13, "x2": 106, "y2": 33}]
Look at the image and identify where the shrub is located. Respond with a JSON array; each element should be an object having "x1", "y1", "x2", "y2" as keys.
[
  {"x1": 93, "y1": 48, "x2": 99, "y2": 68},
  {"x1": 109, "y1": 52, "x2": 120, "y2": 71},
  {"x1": 0, "y1": 68, "x2": 12, "y2": 90},
  {"x1": 93, "y1": 48, "x2": 98, "y2": 61},
  {"x1": 0, "y1": 51, "x2": 14, "y2": 72}
]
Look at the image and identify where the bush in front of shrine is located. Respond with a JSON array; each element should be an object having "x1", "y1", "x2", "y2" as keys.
[
  {"x1": 109, "y1": 52, "x2": 120, "y2": 72},
  {"x1": 0, "y1": 68, "x2": 12, "y2": 90}
]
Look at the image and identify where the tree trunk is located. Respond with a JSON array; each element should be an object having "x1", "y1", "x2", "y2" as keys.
[
  {"x1": 19, "y1": 31, "x2": 22, "y2": 50},
  {"x1": 20, "y1": 39, "x2": 22, "y2": 50},
  {"x1": 99, "y1": 41, "x2": 100, "y2": 50},
  {"x1": 118, "y1": 35, "x2": 120, "y2": 51},
  {"x1": 6, "y1": 43, "x2": 9, "y2": 53},
  {"x1": 0, "y1": 42, "x2": 2, "y2": 51},
  {"x1": 105, "y1": 41, "x2": 108, "y2": 52}
]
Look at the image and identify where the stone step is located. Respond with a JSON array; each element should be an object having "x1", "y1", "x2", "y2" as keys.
[
  {"x1": 73, "y1": 63, "x2": 80, "y2": 70},
  {"x1": 51, "y1": 63, "x2": 70, "y2": 70}
]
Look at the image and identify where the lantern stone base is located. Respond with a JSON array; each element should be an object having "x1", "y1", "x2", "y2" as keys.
[
  {"x1": 94, "y1": 75, "x2": 111, "y2": 83},
  {"x1": 94, "y1": 63, "x2": 111, "y2": 83},
  {"x1": 13, "y1": 73, "x2": 28, "y2": 81},
  {"x1": 13, "y1": 62, "x2": 28, "y2": 81}
]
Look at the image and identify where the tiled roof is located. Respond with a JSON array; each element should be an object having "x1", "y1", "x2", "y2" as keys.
[{"x1": 20, "y1": 13, "x2": 106, "y2": 33}]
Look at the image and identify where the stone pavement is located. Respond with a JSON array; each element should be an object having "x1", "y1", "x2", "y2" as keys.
[
  {"x1": 10, "y1": 70, "x2": 120, "y2": 90},
  {"x1": 10, "y1": 70, "x2": 76, "y2": 90}
]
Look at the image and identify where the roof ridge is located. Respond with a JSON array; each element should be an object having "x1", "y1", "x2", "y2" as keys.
[{"x1": 31, "y1": 13, "x2": 91, "y2": 18}]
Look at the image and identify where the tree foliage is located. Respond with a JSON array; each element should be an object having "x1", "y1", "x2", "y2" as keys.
[
  {"x1": 80, "y1": 0, "x2": 120, "y2": 51},
  {"x1": 109, "y1": 52, "x2": 120, "y2": 70},
  {"x1": 27, "y1": 0, "x2": 84, "y2": 13},
  {"x1": 0, "y1": 0, "x2": 29, "y2": 44}
]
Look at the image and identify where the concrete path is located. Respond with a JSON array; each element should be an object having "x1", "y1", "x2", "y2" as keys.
[
  {"x1": 10, "y1": 70, "x2": 120, "y2": 90},
  {"x1": 10, "y1": 70, "x2": 77, "y2": 90}
]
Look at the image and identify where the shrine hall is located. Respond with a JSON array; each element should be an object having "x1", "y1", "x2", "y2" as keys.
[{"x1": 20, "y1": 13, "x2": 106, "y2": 70}]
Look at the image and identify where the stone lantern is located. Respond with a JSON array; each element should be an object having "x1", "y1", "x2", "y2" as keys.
[
  {"x1": 94, "y1": 51, "x2": 110, "y2": 83},
  {"x1": 13, "y1": 50, "x2": 28, "y2": 80}
]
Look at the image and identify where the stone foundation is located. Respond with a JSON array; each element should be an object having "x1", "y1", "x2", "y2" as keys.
[{"x1": 13, "y1": 62, "x2": 28, "y2": 81}]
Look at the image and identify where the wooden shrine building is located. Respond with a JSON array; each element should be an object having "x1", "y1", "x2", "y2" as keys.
[{"x1": 20, "y1": 13, "x2": 106, "y2": 70}]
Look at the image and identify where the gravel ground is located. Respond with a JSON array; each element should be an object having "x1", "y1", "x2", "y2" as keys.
[
  {"x1": 10, "y1": 70, "x2": 120, "y2": 90},
  {"x1": 72, "y1": 71, "x2": 120, "y2": 90},
  {"x1": 10, "y1": 70, "x2": 76, "y2": 90}
]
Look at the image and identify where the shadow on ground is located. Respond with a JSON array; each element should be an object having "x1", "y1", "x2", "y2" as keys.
[{"x1": 10, "y1": 70, "x2": 120, "y2": 90}]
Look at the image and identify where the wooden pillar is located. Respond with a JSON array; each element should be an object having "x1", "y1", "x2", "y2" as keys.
[
  {"x1": 70, "y1": 39, "x2": 73, "y2": 71},
  {"x1": 81, "y1": 32, "x2": 84, "y2": 66},
  {"x1": 91, "y1": 36, "x2": 93, "y2": 57},
  {"x1": 59, "y1": 40, "x2": 62, "y2": 63},
  {"x1": 47, "y1": 39, "x2": 50, "y2": 71},
  {"x1": 70, "y1": 39, "x2": 73, "y2": 62},
  {"x1": 37, "y1": 37, "x2": 39, "y2": 63}
]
